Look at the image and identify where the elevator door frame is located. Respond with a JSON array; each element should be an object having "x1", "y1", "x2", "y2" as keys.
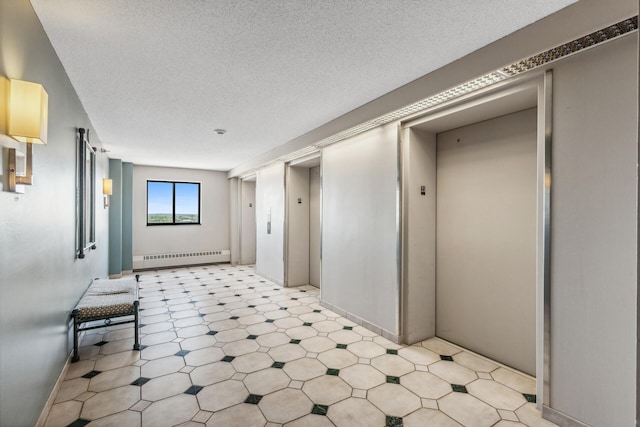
[{"x1": 399, "y1": 71, "x2": 552, "y2": 407}]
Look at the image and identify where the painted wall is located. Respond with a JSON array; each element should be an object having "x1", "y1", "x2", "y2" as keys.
[
  {"x1": 548, "y1": 33, "x2": 637, "y2": 425},
  {"x1": 322, "y1": 124, "x2": 398, "y2": 337},
  {"x1": 240, "y1": 180, "x2": 256, "y2": 264},
  {"x1": 286, "y1": 166, "x2": 310, "y2": 286},
  {"x1": 0, "y1": 1, "x2": 109, "y2": 425},
  {"x1": 402, "y1": 128, "x2": 437, "y2": 344},
  {"x1": 255, "y1": 162, "x2": 285, "y2": 285},
  {"x1": 309, "y1": 166, "x2": 321, "y2": 287},
  {"x1": 132, "y1": 165, "x2": 229, "y2": 257}
]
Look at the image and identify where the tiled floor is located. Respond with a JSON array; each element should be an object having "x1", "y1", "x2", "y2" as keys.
[{"x1": 44, "y1": 264, "x2": 557, "y2": 427}]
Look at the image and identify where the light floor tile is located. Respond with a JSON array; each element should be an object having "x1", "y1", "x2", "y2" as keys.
[
  {"x1": 439, "y1": 392, "x2": 500, "y2": 427},
  {"x1": 327, "y1": 397, "x2": 385, "y2": 427},
  {"x1": 403, "y1": 408, "x2": 462, "y2": 427},
  {"x1": 142, "y1": 394, "x2": 199, "y2": 427},
  {"x1": 302, "y1": 375, "x2": 352, "y2": 405},
  {"x1": 45, "y1": 265, "x2": 557, "y2": 427},
  {"x1": 259, "y1": 388, "x2": 313, "y2": 424},
  {"x1": 368, "y1": 383, "x2": 422, "y2": 417},
  {"x1": 197, "y1": 380, "x2": 249, "y2": 412},
  {"x1": 206, "y1": 404, "x2": 265, "y2": 427}
]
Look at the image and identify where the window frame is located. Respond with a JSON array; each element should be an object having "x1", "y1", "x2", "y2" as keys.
[{"x1": 146, "y1": 180, "x2": 201, "y2": 226}]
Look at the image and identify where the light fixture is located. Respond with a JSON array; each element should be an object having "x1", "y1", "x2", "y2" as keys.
[
  {"x1": 103, "y1": 178, "x2": 112, "y2": 208},
  {"x1": 3, "y1": 78, "x2": 49, "y2": 192}
]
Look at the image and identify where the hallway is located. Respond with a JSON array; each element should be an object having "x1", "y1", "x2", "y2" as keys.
[{"x1": 44, "y1": 264, "x2": 556, "y2": 427}]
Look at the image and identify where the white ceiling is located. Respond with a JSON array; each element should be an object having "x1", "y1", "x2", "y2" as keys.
[{"x1": 30, "y1": 0, "x2": 576, "y2": 172}]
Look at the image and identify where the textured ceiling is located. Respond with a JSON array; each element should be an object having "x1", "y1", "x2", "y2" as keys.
[{"x1": 30, "y1": 0, "x2": 576, "y2": 171}]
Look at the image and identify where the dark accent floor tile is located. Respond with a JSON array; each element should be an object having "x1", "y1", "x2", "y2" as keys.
[
  {"x1": 303, "y1": 322, "x2": 313, "y2": 327},
  {"x1": 326, "y1": 368, "x2": 340, "y2": 376},
  {"x1": 386, "y1": 415, "x2": 403, "y2": 426},
  {"x1": 300, "y1": 290, "x2": 306, "y2": 292},
  {"x1": 265, "y1": 319, "x2": 275, "y2": 323},
  {"x1": 248, "y1": 305, "x2": 256, "y2": 308},
  {"x1": 198, "y1": 313, "x2": 206, "y2": 317},
  {"x1": 230, "y1": 316, "x2": 239, "y2": 320},
  {"x1": 291, "y1": 298, "x2": 298, "y2": 301},
  {"x1": 311, "y1": 404, "x2": 329, "y2": 416},
  {"x1": 222, "y1": 356, "x2": 235, "y2": 362},
  {"x1": 247, "y1": 335, "x2": 258, "y2": 340},
  {"x1": 313, "y1": 309, "x2": 322, "y2": 313},
  {"x1": 262, "y1": 296, "x2": 269, "y2": 299},
  {"x1": 82, "y1": 370, "x2": 102, "y2": 379},
  {"x1": 182, "y1": 290, "x2": 189, "y2": 294},
  {"x1": 161, "y1": 298, "x2": 169, "y2": 302},
  {"x1": 386, "y1": 349, "x2": 398, "y2": 355},
  {"x1": 279, "y1": 307, "x2": 287, "y2": 311},
  {"x1": 523, "y1": 393, "x2": 537, "y2": 403},
  {"x1": 336, "y1": 344, "x2": 348, "y2": 349},
  {"x1": 235, "y1": 294, "x2": 241, "y2": 297},
  {"x1": 209, "y1": 292, "x2": 216, "y2": 295},
  {"x1": 138, "y1": 323, "x2": 146, "y2": 328},
  {"x1": 343, "y1": 326, "x2": 353, "y2": 330},
  {"x1": 131, "y1": 377, "x2": 151, "y2": 386},
  {"x1": 94, "y1": 341, "x2": 109, "y2": 347},
  {"x1": 217, "y1": 303, "x2": 226, "y2": 306},
  {"x1": 272, "y1": 361, "x2": 285, "y2": 369},
  {"x1": 386, "y1": 376, "x2": 400, "y2": 384},
  {"x1": 245, "y1": 394, "x2": 263, "y2": 404},
  {"x1": 440, "y1": 355, "x2": 454, "y2": 361},
  {"x1": 184, "y1": 385, "x2": 204, "y2": 395},
  {"x1": 452, "y1": 384, "x2": 468, "y2": 393},
  {"x1": 67, "y1": 418, "x2": 91, "y2": 427},
  {"x1": 175, "y1": 350, "x2": 190, "y2": 357},
  {"x1": 208, "y1": 331, "x2": 218, "y2": 336},
  {"x1": 290, "y1": 339, "x2": 301, "y2": 344}
]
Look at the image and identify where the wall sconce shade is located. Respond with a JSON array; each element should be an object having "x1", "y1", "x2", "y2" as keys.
[
  {"x1": 8, "y1": 79, "x2": 48, "y2": 145},
  {"x1": 102, "y1": 178, "x2": 113, "y2": 195}
]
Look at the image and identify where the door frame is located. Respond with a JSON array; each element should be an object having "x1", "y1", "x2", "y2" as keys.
[{"x1": 398, "y1": 70, "x2": 552, "y2": 407}]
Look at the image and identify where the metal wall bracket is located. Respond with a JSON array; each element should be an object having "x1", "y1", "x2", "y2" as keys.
[{"x1": 7, "y1": 144, "x2": 33, "y2": 192}]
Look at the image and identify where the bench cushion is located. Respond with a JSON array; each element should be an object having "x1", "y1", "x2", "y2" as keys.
[{"x1": 74, "y1": 276, "x2": 138, "y2": 322}]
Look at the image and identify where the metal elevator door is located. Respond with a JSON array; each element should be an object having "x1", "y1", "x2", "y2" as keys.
[{"x1": 436, "y1": 108, "x2": 537, "y2": 375}]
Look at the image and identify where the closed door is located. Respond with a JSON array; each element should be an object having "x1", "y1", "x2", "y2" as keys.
[{"x1": 436, "y1": 108, "x2": 537, "y2": 375}]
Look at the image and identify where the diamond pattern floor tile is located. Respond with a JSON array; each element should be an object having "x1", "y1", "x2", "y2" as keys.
[{"x1": 43, "y1": 264, "x2": 556, "y2": 427}]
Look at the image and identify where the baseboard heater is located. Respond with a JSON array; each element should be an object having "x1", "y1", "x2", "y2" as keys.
[{"x1": 133, "y1": 249, "x2": 230, "y2": 270}]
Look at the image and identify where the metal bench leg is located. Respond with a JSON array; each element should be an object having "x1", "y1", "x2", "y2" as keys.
[
  {"x1": 133, "y1": 300, "x2": 141, "y2": 351},
  {"x1": 71, "y1": 310, "x2": 80, "y2": 362}
]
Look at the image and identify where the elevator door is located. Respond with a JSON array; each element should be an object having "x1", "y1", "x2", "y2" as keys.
[{"x1": 436, "y1": 108, "x2": 537, "y2": 375}]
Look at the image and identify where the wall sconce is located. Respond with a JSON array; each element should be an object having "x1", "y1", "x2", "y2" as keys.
[
  {"x1": 102, "y1": 178, "x2": 112, "y2": 208},
  {"x1": 3, "y1": 78, "x2": 49, "y2": 192}
]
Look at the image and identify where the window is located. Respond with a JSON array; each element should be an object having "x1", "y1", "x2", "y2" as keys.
[{"x1": 147, "y1": 180, "x2": 201, "y2": 225}]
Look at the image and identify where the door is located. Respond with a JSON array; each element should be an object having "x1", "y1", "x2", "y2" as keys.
[{"x1": 436, "y1": 108, "x2": 537, "y2": 375}]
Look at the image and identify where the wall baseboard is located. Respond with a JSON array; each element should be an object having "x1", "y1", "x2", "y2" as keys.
[
  {"x1": 255, "y1": 270, "x2": 284, "y2": 287},
  {"x1": 319, "y1": 300, "x2": 400, "y2": 344},
  {"x1": 543, "y1": 405, "x2": 590, "y2": 427},
  {"x1": 35, "y1": 351, "x2": 74, "y2": 427}
]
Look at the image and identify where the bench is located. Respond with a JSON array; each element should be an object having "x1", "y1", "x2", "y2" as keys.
[{"x1": 71, "y1": 275, "x2": 141, "y2": 362}]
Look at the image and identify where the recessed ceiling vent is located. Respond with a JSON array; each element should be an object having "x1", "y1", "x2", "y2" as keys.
[
  {"x1": 502, "y1": 16, "x2": 638, "y2": 76},
  {"x1": 311, "y1": 16, "x2": 638, "y2": 150}
]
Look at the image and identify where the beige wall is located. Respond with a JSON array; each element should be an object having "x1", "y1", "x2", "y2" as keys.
[
  {"x1": 132, "y1": 165, "x2": 230, "y2": 257},
  {"x1": 321, "y1": 123, "x2": 399, "y2": 337},
  {"x1": 255, "y1": 162, "x2": 285, "y2": 285},
  {"x1": 309, "y1": 166, "x2": 321, "y2": 287},
  {"x1": 548, "y1": 33, "x2": 638, "y2": 425}
]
